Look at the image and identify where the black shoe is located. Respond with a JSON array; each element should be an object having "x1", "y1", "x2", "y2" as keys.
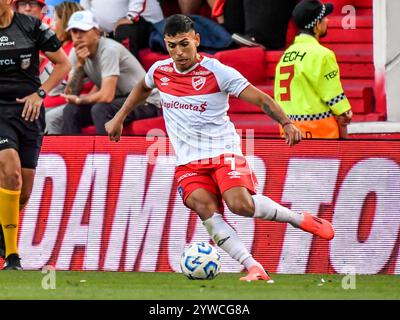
[
  {"x1": 3, "y1": 253, "x2": 22, "y2": 270},
  {"x1": 232, "y1": 33, "x2": 266, "y2": 50},
  {"x1": 0, "y1": 226, "x2": 5, "y2": 259}
]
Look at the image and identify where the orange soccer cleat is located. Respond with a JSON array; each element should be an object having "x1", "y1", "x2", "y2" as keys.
[
  {"x1": 299, "y1": 212, "x2": 335, "y2": 240},
  {"x1": 240, "y1": 266, "x2": 272, "y2": 282}
]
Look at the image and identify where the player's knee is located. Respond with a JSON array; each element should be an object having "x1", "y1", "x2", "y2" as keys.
[
  {"x1": 226, "y1": 197, "x2": 255, "y2": 217},
  {"x1": 187, "y1": 198, "x2": 218, "y2": 218},
  {"x1": 0, "y1": 169, "x2": 22, "y2": 190},
  {"x1": 194, "y1": 201, "x2": 217, "y2": 216}
]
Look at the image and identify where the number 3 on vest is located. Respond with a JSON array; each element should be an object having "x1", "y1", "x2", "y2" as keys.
[{"x1": 279, "y1": 65, "x2": 294, "y2": 101}]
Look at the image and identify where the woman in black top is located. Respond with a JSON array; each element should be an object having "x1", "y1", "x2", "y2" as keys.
[{"x1": 0, "y1": 0, "x2": 70, "y2": 269}]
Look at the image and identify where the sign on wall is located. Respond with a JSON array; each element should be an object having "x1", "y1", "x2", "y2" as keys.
[{"x1": 16, "y1": 136, "x2": 400, "y2": 274}]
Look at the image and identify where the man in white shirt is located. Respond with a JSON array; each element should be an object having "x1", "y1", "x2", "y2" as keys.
[
  {"x1": 105, "y1": 15, "x2": 335, "y2": 282},
  {"x1": 81, "y1": 0, "x2": 163, "y2": 60}
]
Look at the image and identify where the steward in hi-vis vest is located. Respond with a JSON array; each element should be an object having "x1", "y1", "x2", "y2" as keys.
[{"x1": 275, "y1": 0, "x2": 352, "y2": 139}]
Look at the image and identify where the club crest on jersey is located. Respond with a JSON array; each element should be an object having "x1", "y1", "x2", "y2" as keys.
[
  {"x1": 21, "y1": 58, "x2": 31, "y2": 70},
  {"x1": 192, "y1": 76, "x2": 206, "y2": 91}
]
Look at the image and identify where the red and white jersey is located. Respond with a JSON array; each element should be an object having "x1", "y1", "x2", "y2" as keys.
[{"x1": 145, "y1": 56, "x2": 250, "y2": 165}]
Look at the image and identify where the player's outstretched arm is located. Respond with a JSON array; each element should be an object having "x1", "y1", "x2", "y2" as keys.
[
  {"x1": 239, "y1": 85, "x2": 302, "y2": 146},
  {"x1": 105, "y1": 79, "x2": 153, "y2": 142}
]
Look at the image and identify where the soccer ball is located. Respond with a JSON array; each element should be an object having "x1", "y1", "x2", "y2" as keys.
[{"x1": 180, "y1": 242, "x2": 221, "y2": 280}]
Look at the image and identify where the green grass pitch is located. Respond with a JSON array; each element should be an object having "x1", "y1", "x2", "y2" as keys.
[{"x1": 0, "y1": 271, "x2": 399, "y2": 300}]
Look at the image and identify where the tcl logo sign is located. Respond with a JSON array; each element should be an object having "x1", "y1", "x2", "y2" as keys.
[{"x1": 15, "y1": 137, "x2": 400, "y2": 275}]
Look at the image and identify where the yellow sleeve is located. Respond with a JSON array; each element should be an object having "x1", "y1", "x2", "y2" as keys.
[{"x1": 313, "y1": 51, "x2": 352, "y2": 115}]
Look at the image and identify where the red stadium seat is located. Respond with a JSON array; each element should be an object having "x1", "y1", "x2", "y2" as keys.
[
  {"x1": 139, "y1": 49, "x2": 168, "y2": 72},
  {"x1": 228, "y1": 113, "x2": 280, "y2": 137},
  {"x1": 130, "y1": 116, "x2": 166, "y2": 136},
  {"x1": 213, "y1": 47, "x2": 267, "y2": 85}
]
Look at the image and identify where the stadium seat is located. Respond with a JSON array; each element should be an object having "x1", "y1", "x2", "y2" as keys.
[
  {"x1": 130, "y1": 116, "x2": 166, "y2": 136},
  {"x1": 139, "y1": 49, "x2": 168, "y2": 72},
  {"x1": 213, "y1": 47, "x2": 267, "y2": 84},
  {"x1": 228, "y1": 113, "x2": 280, "y2": 137}
]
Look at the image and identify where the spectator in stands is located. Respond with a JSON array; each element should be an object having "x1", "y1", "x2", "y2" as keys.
[
  {"x1": 212, "y1": 0, "x2": 296, "y2": 50},
  {"x1": 13, "y1": 0, "x2": 52, "y2": 25},
  {"x1": 178, "y1": 0, "x2": 216, "y2": 15},
  {"x1": 80, "y1": 0, "x2": 164, "y2": 61},
  {"x1": 61, "y1": 10, "x2": 160, "y2": 135},
  {"x1": 43, "y1": 1, "x2": 95, "y2": 134},
  {"x1": 149, "y1": 14, "x2": 233, "y2": 54},
  {"x1": 274, "y1": 0, "x2": 352, "y2": 139}
]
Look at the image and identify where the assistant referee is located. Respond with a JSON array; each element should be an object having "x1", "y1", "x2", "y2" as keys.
[
  {"x1": 0, "y1": 0, "x2": 70, "y2": 269},
  {"x1": 275, "y1": 0, "x2": 353, "y2": 139}
]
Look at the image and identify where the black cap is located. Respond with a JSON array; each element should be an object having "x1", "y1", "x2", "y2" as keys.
[{"x1": 292, "y1": 0, "x2": 334, "y2": 30}]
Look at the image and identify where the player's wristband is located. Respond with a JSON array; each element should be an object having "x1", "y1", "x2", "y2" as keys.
[{"x1": 282, "y1": 122, "x2": 292, "y2": 128}]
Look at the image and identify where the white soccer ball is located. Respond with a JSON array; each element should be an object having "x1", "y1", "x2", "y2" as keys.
[{"x1": 180, "y1": 242, "x2": 221, "y2": 280}]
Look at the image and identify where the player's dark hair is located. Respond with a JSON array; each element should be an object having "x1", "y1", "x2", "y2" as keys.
[{"x1": 163, "y1": 14, "x2": 195, "y2": 36}]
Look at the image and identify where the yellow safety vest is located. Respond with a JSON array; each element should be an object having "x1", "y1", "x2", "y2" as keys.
[{"x1": 274, "y1": 34, "x2": 351, "y2": 139}]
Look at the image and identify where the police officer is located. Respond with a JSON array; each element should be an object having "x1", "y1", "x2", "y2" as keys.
[
  {"x1": 0, "y1": 0, "x2": 70, "y2": 269},
  {"x1": 274, "y1": 0, "x2": 353, "y2": 139}
]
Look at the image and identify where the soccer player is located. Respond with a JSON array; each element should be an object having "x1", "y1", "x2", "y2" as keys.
[
  {"x1": 0, "y1": 0, "x2": 70, "y2": 269},
  {"x1": 105, "y1": 14, "x2": 334, "y2": 281}
]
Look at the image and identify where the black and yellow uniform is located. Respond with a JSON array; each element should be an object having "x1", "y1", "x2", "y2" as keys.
[
  {"x1": 274, "y1": 33, "x2": 351, "y2": 139},
  {"x1": 0, "y1": 12, "x2": 61, "y2": 168}
]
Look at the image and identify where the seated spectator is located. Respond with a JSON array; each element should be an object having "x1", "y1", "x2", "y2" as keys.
[
  {"x1": 178, "y1": 0, "x2": 216, "y2": 16},
  {"x1": 80, "y1": 0, "x2": 164, "y2": 61},
  {"x1": 13, "y1": 0, "x2": 53, "y2": 25},
  {"x1": 61, "y1": 10, "x2": 160, "y2": 135},
  {"x1": 149, "y1": 14, "x2": 233, "y2": 54},
  {"x1": 42, "y1": 1, "x2": 94, "y2": 134},
  {"x1": 212, "y1": 0, "x2": 297, "y2": 50}
]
